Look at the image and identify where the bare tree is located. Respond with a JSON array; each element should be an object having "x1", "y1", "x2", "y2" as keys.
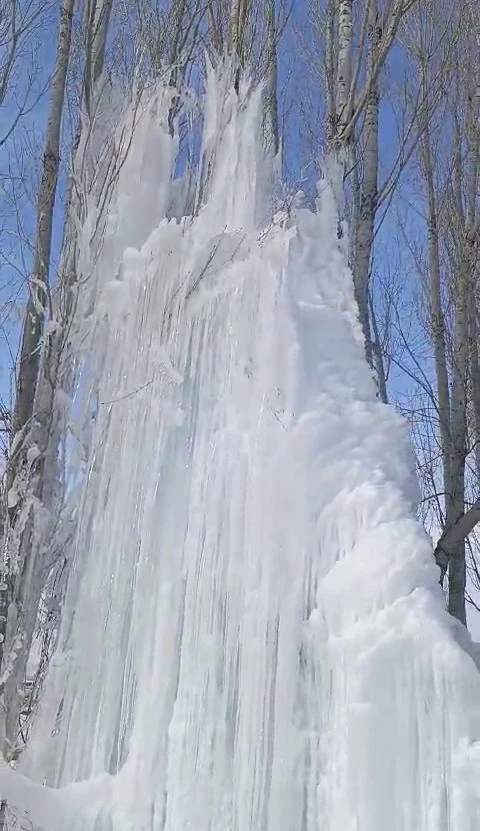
[
  {"x1": 303, "y1": 0, "x2": 420, "y2": 397},
  {"x1": 0, "y1": 0, "x2": 48, "y2": 146},
  {"x1": 0, "y1": 0, "x2": 50, "y2": 482},
  {"x1": 441, "y1": 52, "x2": 478, "y2": 621},
  {"x1": 390, "y1": 0, "x2": 479, "y2": 623},
  {"x1": 131, "y1": 0, "x2": 206, "y2": 79},
  {"x1": 0, "y1": 0, "x2": 76, "y2": 752}
]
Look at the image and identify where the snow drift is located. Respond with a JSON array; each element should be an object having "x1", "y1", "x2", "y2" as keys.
[{"x1": 1, "y1": 65, "x2": 480, "y2": 830}]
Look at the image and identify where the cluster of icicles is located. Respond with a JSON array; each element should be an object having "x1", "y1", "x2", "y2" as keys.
[{"x1": 1, "y1": 65, "x2": 479, "y2": 831}]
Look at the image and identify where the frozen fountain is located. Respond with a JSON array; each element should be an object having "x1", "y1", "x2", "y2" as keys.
[{"x1": 1, "y1": 67, "x2": 479, "y2": 831}]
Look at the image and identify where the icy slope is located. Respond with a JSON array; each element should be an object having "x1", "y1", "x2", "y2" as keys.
[{"x1": 2, "y1": 69, "x2": 480, "y2": 830}]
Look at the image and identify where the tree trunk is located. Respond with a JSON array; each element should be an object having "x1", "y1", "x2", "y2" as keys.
[
  {"x1": 264, "y1": 0, "x2": 279, "y2": 155},
  {"x1": 324, "y1": 0, "x2": 337, "y2": 146},
  {"x1": 447, "y1": 75, "x2": 478, "y2": 623},
  {"x1": 352, "y1": 3, "x2": 380, "y2": 382},
  {"x1": 229, "y1": 0, "x2": 250, "y2": 77},
  {"x1": 469, "y1": 296, "x2": 480, "y2": 482},
  {"x1": 335, "y1": 0, "x2": 353, "y2": 147},
  {"x1": 84, "y1": 0, "x2": 114, "y2": 117},
  {"x1": 420, "y1": 119, "x2": 452, "y2": 580},
  {"x1": 10, "y1": 0, "x2": 75, "y2": 447},
  {"x1": 447, "y1": 260, "x2": 469, "y2": 624}
]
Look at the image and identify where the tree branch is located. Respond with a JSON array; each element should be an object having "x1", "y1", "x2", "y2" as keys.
[{"x1": 434, "y1": 497, "x2": 480, "y2": 574}]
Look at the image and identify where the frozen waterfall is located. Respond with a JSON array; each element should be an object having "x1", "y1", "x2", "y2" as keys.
[{"x1": 1, "y1": 67, "x2": 480, "y2": 831}]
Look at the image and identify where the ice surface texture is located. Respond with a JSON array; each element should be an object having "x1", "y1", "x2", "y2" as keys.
[{"x1": 3, "y1": 66, "x2": 480, "y2": 831}]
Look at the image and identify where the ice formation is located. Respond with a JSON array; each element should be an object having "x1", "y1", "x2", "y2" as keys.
[{"x1": 1, "y1": 67, "x2": 480, "y2": 830}]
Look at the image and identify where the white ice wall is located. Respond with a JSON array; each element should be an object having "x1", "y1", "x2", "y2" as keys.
[{"x1": 1, "y1": 67, "x2": 479, "y2": 831}]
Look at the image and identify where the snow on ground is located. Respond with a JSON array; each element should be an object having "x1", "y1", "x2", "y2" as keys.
[{"x1": 1, "y1": 66, "x2": 479, "y2": 830}]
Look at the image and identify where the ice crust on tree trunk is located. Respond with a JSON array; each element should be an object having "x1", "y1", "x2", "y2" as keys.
[{"x1": 2, "y1": 67, "x2": 480, "y2": 830}]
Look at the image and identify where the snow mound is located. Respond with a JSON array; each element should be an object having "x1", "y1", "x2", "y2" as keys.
[{"x1": 1, "y1": 66, "x2": 479, "y2": 831}]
